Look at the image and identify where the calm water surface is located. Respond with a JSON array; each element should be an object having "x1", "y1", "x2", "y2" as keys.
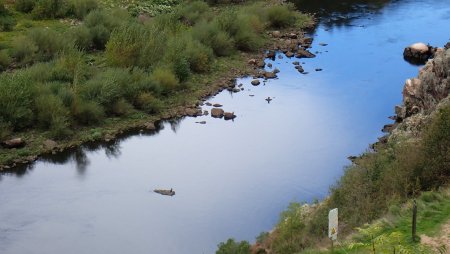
[{"x1": 1, "y1": 0, "x2": 450, "y2": 253}]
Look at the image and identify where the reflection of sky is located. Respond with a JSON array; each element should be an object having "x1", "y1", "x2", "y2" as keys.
[{"x1": 1, "y1": 1, "x2": 450, "y2": 253}]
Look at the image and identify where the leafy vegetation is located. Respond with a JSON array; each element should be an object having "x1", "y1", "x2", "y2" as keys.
[{"x1": 0, "y1": 0, "x2": 311, "y2": 167}]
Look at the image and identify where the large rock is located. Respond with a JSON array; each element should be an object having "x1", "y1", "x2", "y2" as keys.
[
  {"x1": 403, "y1": 43, "x2": 434, "y2": 64},
  {"x1": 2, "y1": 138, "x2": 25, "y2": 149},
  {"x1": 211, "y1": 108, "x2": 224, "y2": 118}
]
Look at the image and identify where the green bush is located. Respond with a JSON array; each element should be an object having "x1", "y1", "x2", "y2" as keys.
[
  {"x1": 68, "y1": 0, "x2": 98, "y2": 19},
  {"x1": 192, "y1": 21, "x2": 235, "y2": 57},
  {"x1": 0, "y1": 120, "x2": 12, "y2": 140},
  {"x1": 11, "y1": 36, "x2": 38, "y2": 65},
  {"x1": 162, "y1": 35, "x2": 191, "y2": 81},
  {"x1": 72, "y1": 99, "x2": 104, "y2": 125},
  {"x1": 68, "y1": 25, "x2": 92, "y2": 50},
  {"x1": 34, "y1": 93, "x2": 70, "y2": 130},
  {"x1": 0, "y1": 74, "x2": 34, "y2": 130},
  {"x1": 84, "y1": 9, "x2": 127, "y2": 50},
  {"x1": 106, "y1": 22, "x2": 146, "y2": 67},
  {"x1": 150, "y1": 67, "x2": 179, "y2": 95},
  {"x1": 0, "y1": 50, "x2": 11, "y2": 72},
  {"x1": 266, "y1": 5, "x2": 297, "y2": 28},
  {"x1": 185, "y1": 39, "x2": 213, "y2": 73},
  {"x1": 0, "y1": 15, "x2": 16, "y2": 31},
  {"x1": 421, "y1": 104, "x2": 450, "y2": 187},
  {"x1": 14, "y1": 0, "x2": 36, "y2": 13},
  {"x1": 175, "y1": 1, "x2": 210, "y2": 25},
  {"x1": 134, "y1": 92, "x2": 162, "y2": 114},
  {"x1": 32, "y1": 0, "x2": 70, "y2": 19},
  {"x1": 216, "y1": 239, "x2": 251, "y2": 254},
  {"x1": 52, "y1": 49, "x2": 90, "y2": 85},
  {"x1": 28, "y1": 28, "x2": 67, "y2": 61},
  {"x1": 111, "y1": 98, "x2": 133, "y2": 116}
]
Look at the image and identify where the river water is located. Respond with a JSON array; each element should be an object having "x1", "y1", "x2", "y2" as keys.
[{"x1": 1, "y1": 1, "x2": 449, "y2": 253}]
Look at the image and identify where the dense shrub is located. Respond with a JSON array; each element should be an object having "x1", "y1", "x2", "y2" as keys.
[
  {"x1": 72, "y1": 99, "x2": 104, "y2": 125},
  {"x1": 266, "y1": 5, "x2": 298, "y2": 28},
  {"x1": 11, "y1": 36, "x2": 38, "y2": 65},
  {"x1": 192, "y1": 21, "x2": 235, "y2": 57},
  {"x1": 221, "y1": 12, "x2": 264, "y2": 51},
  {"x1": 28, "y1": 28, "x2": 67, "y2": 61},
  {"x1": 84, "y1": 9, "x2": 128, "y2": 50},
  {"x1": 68, "y1": 0, "x2": 98, "y2": 19},
  {"x1": 134, "y1": 92, "x2": 162, "y2": 113},
  {"x1": 68, "y1": 25, "x2": 92, "y2": 50},
  {"x1": 0, "y1": 15, "x2": 16, "y2": 31},
  {"x1": 175, "y1": 1, "x2": 210, "y2": 25},
  {"x1": 185, "y1": 39, "x2": 213, "y2": 73},
  {"x1": 32, "y1": 0, "x2": 70, "y2": 19},
  {"x1": 111, "y1": 98, "x2": 133, "y2": 116},
  {"x1": 0, "y1": 74, "x2": 34, "y2": 130},
  {"x1": 106, "y1": 22, "x2": 146, "y2": 67},
  {"x1": 0, "y1": 50, "x2": 11, "y2": 72},
  {"x1": 150, "y1": 67, "x2": 180, "y2": 95},
  {"x1": 35, "y1": 92, "x2": 70, "y2": 133},
  {"x1": 421, "y1": 104, "x2": 450, "y2": 187},
  {"x1": 52, "y1": 50, "x2": 91, "y2": 85},
  {"x1": 216, "y1": 239, "x2": 251, "y2": 254},
  {"x1": 14, "y1": 0, "x2": 36, "y2": 13},
  {"x1": 0, "y1": 121, "x2": 12, "y2": 140}
]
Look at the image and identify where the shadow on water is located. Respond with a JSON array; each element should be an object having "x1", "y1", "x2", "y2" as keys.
[
  {"x1": 0, "y1": 120, "x2": 175, "y2": 178},
  {"x1": 291, "y1": 0, "x2": 393, "y2": 28}
]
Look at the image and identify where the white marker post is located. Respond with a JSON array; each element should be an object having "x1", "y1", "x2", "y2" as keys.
[{"x1": 328, "y1": 208, "x2": 338, "y2": 252}]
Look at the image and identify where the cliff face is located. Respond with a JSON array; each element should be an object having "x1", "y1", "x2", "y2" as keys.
[{"x1": 391, "y1": 45, "x2": 450, "y2": 140}]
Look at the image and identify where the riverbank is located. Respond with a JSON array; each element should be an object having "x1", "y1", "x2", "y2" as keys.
[
  {"x1": 0, "y1": 0, "x2": 315, "y2": 170},
  {"x1": 218, "y1": 43, "x2": 450, "y2": 253}
]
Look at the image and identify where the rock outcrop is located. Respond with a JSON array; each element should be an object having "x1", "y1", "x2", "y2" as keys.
[
  {"x1": 391, "y1": 44, "x2": 450, "y2": 139},
  {"x1": 403, "y1": 42, "x2": 436, "y2": 65}
]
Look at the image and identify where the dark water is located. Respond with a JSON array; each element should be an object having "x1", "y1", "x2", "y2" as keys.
[{"x1": 1, "y1": 1, "x2": 450, "y2": 253}]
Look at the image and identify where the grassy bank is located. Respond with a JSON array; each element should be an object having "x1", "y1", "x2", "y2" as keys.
[{"x1": 0, "y1": 0, "x2": 313, "y2": 168}]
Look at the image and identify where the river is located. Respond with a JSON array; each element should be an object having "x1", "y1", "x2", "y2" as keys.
[{"x1": 1, "y1": 0, "x2": 449, "y2": 253}]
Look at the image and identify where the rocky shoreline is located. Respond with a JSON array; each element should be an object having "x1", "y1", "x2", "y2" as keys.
[
  {"x1": 352, "y1": 42, "x2": 450, "y2": 159},
  {"x1": 0, "y1": 21, "x2": 317, "y2": 171}
]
